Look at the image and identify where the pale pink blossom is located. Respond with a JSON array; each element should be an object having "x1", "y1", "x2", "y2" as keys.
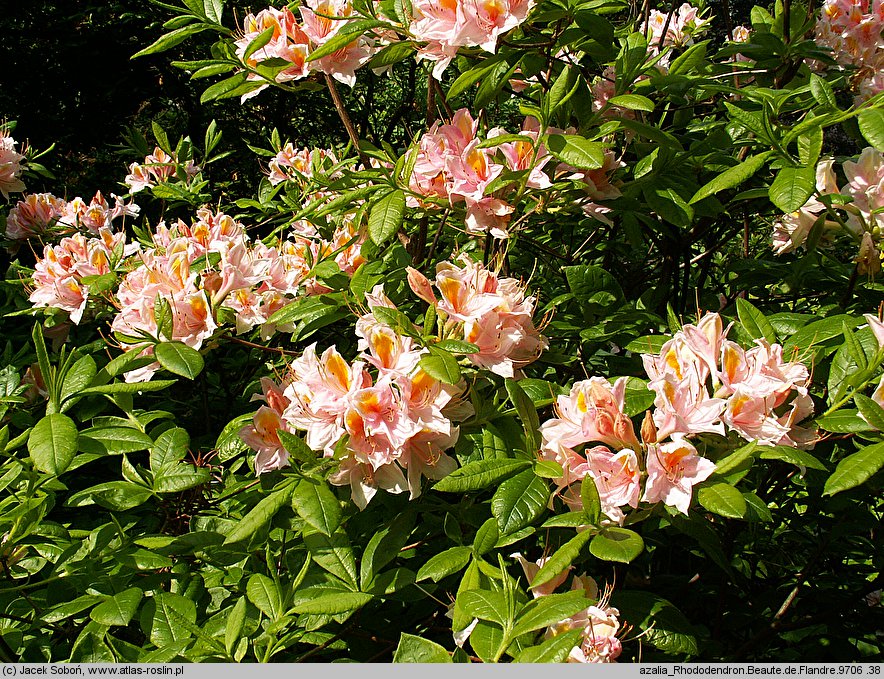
[
  {"x1": 5, "y1": 193, "x2": 66, "y2": 240},
  {"x1": 0, "y1": 128, "x2": 26, "y2": 199},
  {"x1": 642, "y1": 437, "x2": 715, "y2": 515}
]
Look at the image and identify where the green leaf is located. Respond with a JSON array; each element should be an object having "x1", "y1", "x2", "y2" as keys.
[
  {"x1": 361, "y1": 512, "x2": 416, "y2": 590},
  {"x1": 132, "y1": 23, "x2": 213, "y2": 59},
  {"x1": 247, "y1": 573, "x2": 282, "y2": 620},
  {"x1": 759, "y1": 445, "x2": 827, "y2": 471},
  {"x1": 90, "y1": 588, "x2": 143, "y2": 627},
  {"x1": 393, "y1": 633, "x2": 452, "y2": 663},
  {"x1": 530, "y1": 530, "x2": 592, "y2": 590},
  {"x1": 608, "y1": 94, "x2": 654, "y2": 111},
  {"x1": 736, "y1": 298, "x2": 777, "y2": 344},
  {"x1": 304, "y1": 530, "x2": 358, "y2": 590},
  {"x1": 769, "y1": 165, "x2": 815, "y2": 213},
  {"x1": 225, "y1": 597, "x2": 247, "y2": 655},
  {"x1": 690, "y1": 152, "x2": 771, "y2": 204},
  {"x1": 514, "y1": 629, "x2": 583, "y2": 662},
  {"x1": 242, "y1": 26, "x2": 274, "y2": 62},
  {"x1": 510, "y1": 590, "x2": 590, "y2": 637},
  {"x1": 534, "y1": 459, "x2": 564, "y2": 479},
  {"x1": 140, "y1": 593, "x2": 196, "y2": 647},
  {"x1": 546, "y1": 134, "x2": 604, "y2": 170},
  {"x1": 223, "y1": 484, "x2": 294, "y2": 544},
  {"x1": 434, "y1": 459, "x2": 531, "y2": 492},
  {"x1": 589, "y1": 527, "x2": 644, "y2": 563},
  {"x1": 823, "y1": 441, "x2": 884, "y2": 496},
  {"x1": 419, "y1": 347, "x2": 462, "y2": 385},
  {"x1": 78, "y1": 380, "x2": 178, "y2": 396},
  {"x1": 28, "y1": 413, "x2": 78, "y2": 475},
  {"x1": 472, "y1": 517, "x2": 500, "y2": 557},
  {"x1": 78, "y1": 426, "x2": 154, "y2": 455},
  {"x1": 669, "y1": 40, "x2": 707, "y2": 75},
  {"x1": 292, "y1": 477, "x2": 342, "y2": 537},
  {"x1": 505, "y1": 378, "x2": 541, "y2": 453},
  {"x1": 60, "y1": 355, "x2": 97, "y2": 405},
  {"x1": 711, "y1": 442, "x2": 756, "y2": 477},
  {"x1": 856, "y1": 394, "x2": 884, "y2": 431},
  {"x1": 65, "y1": 481, "x2": 154, "y2": 511},
  {"x1": 809, "y1": 73, "x2": 837, "y2": 109},
  {"x1": 154, "y1": 342, "x2": 204, "y2": 380},
  {"x1": 491, "y1": 469, "x2": 550, "y2": 535},
  {"x1": 306, "y1": 19, "x2": 385, "y2": 61},
  {"x1": 293, "y1": 590, "x2": 373, "y2": 615},
  {"x1": 151, "y1": 427, "x2": 189, "y2": 472},
  {"x1": 277, "y1": 429, "x2": 318, "y2": 464},
  {"x1": 416, "y1": 546, "x2": 473, "y2": 583},
  {"x1": 459, "y1": 590, "x2": 508, "y2": 627},
  {"x1": 697, "y1": 482, "x2": 748, "y2": 519},
  {"x1": 613, "y1": 591, "x2": 698, "y2": 655},
  {"x1": 368, "y1": 189, "x2": 406, "y2": 245},
  {"x1": 858, "y1": 108, "x2": 884, "y2": 152},
  {"x1": 433, "y1": 339, "x2": 480, "y2": 354},
  {"x1": 43, "y1": 595, "x2": 105, "y2": 623},
  {"x1": 153, "y1": 466, "x2": 211, "y2": 493},
  {"x1": 580, "y1": 474, "x2": 602, "y2": 525},
  {"x1": 366, "y1": 41, "x2": 414, "y2": 69}
]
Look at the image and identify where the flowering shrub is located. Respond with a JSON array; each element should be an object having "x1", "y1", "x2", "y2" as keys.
[{"x1": 1, "y1": 0, "x2": 883, "y2": 665}]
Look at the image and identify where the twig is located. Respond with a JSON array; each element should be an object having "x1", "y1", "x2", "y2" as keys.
[
  {"x1": 324, "y1": 73, "x2": 369, "y2": 166},
  {"x1": 226, "y1": 335, "x2": 300, "y2": 357}
]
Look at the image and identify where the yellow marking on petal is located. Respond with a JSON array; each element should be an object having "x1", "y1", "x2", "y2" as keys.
[{"x1": 325, "y1": 352, "x2": 350, "y2": 389}]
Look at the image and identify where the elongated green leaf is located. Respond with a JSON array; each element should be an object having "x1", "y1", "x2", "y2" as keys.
[
  {"x1": 858, "y1": 108, "x2": 884, "y2": 152},
  {"x1": 823, "y1": 442, "x2": 884, "y2": 496},
  {"x1": 306, "y1": 19, "x2": 385, "y2": 61},
  {"x1": 393, "y1": 633, "x2": 452, "y2": 663},
  {"x1": 459, "y1": 590, "x2": 507, "y2": 627},
  {"x1": 242, "y1": 26, "x2": 274, "y2": 62},
  {"x1": 247, "y1": 573, "x2": 282, "y2": 620},
  {"x1": 759, "y1": 446, "x2": 827, "y2": 471},
  {"x1": 223, "y1": 484, "x2": 294, "y2": 544},
  {"x1": 360, "y1": 511, "x2": 415, "y2": 589},
  {"x1": 690, "y1": 152, "x2": 770, "y2": 204},
  {"x1": 139, "y1": 593, "x2": 196, "y2": 647},
  {"x1": 60, "y1": 355, "x2": 97, "y2": 405},
  {"x1": 609, "y1": 94, "x2": 654, "y2": 111},
  {"x1": 736, "y1": 297, "x2": 777, "y2": 344},
  {"x1": 472, "y1": 517, "x2": 499, "y2": 557},
  {"x1": 856, "y1": 394, "x2": 884, "y2": 431},
  {"x1": 225, "y1": 597, "x2": 247, "y2": 655},
  {"x1": 151, "y1": 427, "x2": 189, "y2": 472},
  {"x1": 433, "y1": 459, "x2": 531, "y2": 492},
  {"x1": 416, "y1": 546, "x2": 473, "y2": 583},
  {"x1": 433, "y1": 339, "x2": 480, "y2": 354},
  {"x1": 368, "y1": 189, "x2": 406, "y2": 245},
  {"x1": 809, "y1": 73, "x2": 837, "y2": 109},
  {"x1": 90, "y1": 587, "x2": 143, "y2": 627},
  {"x1": 78, "y1": 380, "x2": 178, "y2": 397},
  {"x1": 580, "y1": 474, "x2": 602, "y2": 525},
  {"x1": 491, "y1": 469, "x2": 549, "y2": 535},
  {"x1": 276, "y1": 429, "x2": 318, "y2": 464},
  {"x1": 153, "y1": 466, "x2": 211, "y2": 493},
  {"x1": 303, "y1": 530, "x2": 358, "y2": 590},
  {"x1": 505, "y1": 379, "x2": 541, "y2": 453},
  {"x1": 292, "y1": 591, "x2": 373, "y2": 614},
  {"x1": 546, "y1": 134, "x2": 604, "y2": 170},
  {"x1": 697, "y1": 482, "x2": 748, "y2": 519},
  {"x1": 132, "y1": 24, "x2": 213, "y2": 59},
  {"x1": 589, "y1": 527, "x2": 644, "y2": 563},
  {"x1": 419, "y1": 348, "x2": 461, "y2": 385},
  {"x1": 28, "y1": 413, "x2": 78, "y2": 475},
  {"x1": 78, "y1": 426, "x2": 154, "y2": 455},
  {"x1": 530, "y1": 530, "x2": 593, "y2": 590},
  {"x1": 769, "y1": 165, "x2": 815, "y2": 213},
  {"x1": 514, "y1": 628, "x2": 583, "y2": 662},
  {"x1": 510, "y1": 590, "x2": 590, "y2": 637},
  {"x1": 613, "y1": 591, "x2": 698, "y2": 655},
  {"x1": 292, "y1": 477, "x2": 342, "y2": 537},
  {"x1": 155, "y1": 342, "x2": 204, "y2": 379}
]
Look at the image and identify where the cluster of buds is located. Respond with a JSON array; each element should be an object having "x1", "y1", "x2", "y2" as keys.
[
  {"x1": 5, "y1": 190, "x2": 139, "y2": 242},
  {"x1": 773, "y1": 148, "x2": 884, "y2": 276}
]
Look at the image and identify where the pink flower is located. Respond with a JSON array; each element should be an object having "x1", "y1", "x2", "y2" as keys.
[
  {"x1": 0, "y1": 128, "x2": 26, "y2": 199},
  {"x1": 642, "y1": 438, "x2": 715, "y2": 515},
  {"x1": 235, "y1": 7, "x2": 312, "y2": 100},
  {"x1": 5, "y1": 193, "x2": 66, "y2": 240}
]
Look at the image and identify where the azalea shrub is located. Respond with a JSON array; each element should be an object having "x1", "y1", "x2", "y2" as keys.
[{"x1": 1, "y1": 0, "x2": 884, "y2": 664}]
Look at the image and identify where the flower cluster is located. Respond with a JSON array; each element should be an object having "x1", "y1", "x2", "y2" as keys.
[
  {"x1": 235, "y1": 2, "x2": 373, "y2": 99},
  {"x1": 773, "y1": 148, "x2": 884, "y2": 275},
  {"x1": 241, "y1": 256, "x2": 547, "y2": 506},
  {"x1": 512, "y1": 555, "x2": 623, "y2": 663},
  {"x1": 410, "y1": 0, "x2": 534, "y2": 80},
  {"x1": 0, "y1": 127, "x2": 26, "y2": 200},
  {"x1": 5, "y1": 191, "x2": 139, "y2": 242},
  {"x1": 641, "y1": 2, "x2": 711, "y2": 62},
  {"x1": 124, "y1": 146, "x2": 199, "y2": 194},
  {"x1": 406, "y1": 255, "x2": 547, "y2": 377},
  {"x1": 29, "y1": 229, "x2": 136, "y2": 324},
  {"x1": 240, "y1": 290, "x2": 470, "y2": 508},
  {"x1": 814, "y1": 0, "x2": 884, "y2": 104},
  {"x1": 540, "y1": 313, "x2": 814, "y2": 521},
  {"x1": 267, "y1": 144, "x2": 337, "y2": 186},
  {"x1": 109, "y1": 207, "x2": 366, "y2": 380},
  {"x1": 407, "y1": 110, "x2": 552, "y2": 238}
]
